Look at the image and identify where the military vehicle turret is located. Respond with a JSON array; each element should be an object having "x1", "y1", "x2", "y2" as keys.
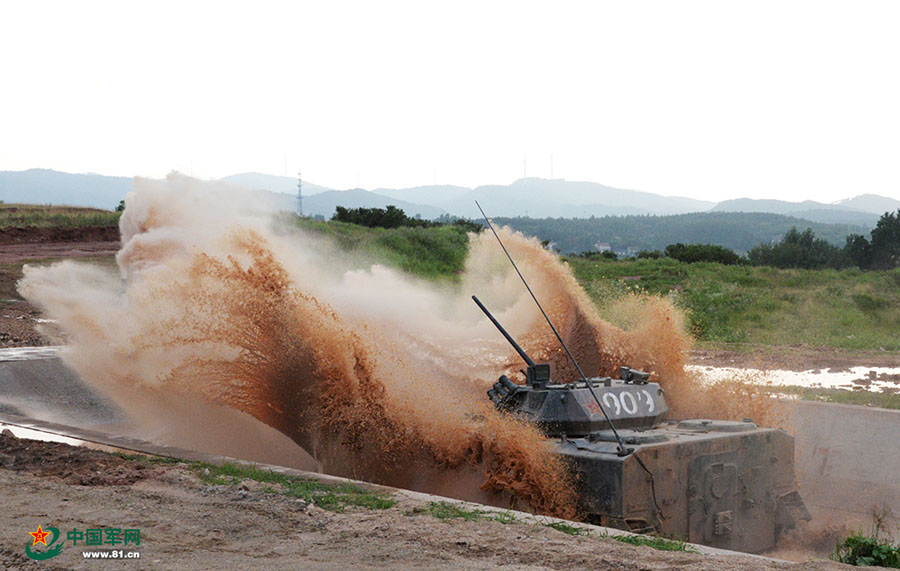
[{"x1": 474, "y1": 295, "x2": 809, "y2": 554}]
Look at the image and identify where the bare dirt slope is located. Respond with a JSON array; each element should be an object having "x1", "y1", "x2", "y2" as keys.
[
  {"x1": 0, "y1": 226, "x2": 119, "y2": 346},
  {"x1": 0, "y1": 432, "x2": 850, "y2": 570}
]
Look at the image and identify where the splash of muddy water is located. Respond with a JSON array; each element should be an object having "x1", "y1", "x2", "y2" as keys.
[{"x1": 18, "y1": 174, "x2": 774, "y2": 517}]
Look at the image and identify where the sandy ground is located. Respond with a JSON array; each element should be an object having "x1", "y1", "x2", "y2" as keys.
[{"x1": 0, "y1": 432, "x2": 852, "y2": 571}]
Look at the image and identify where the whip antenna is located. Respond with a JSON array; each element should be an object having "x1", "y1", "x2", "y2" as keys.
[{"x1": 475, "y1": 201, "x2": 631, "y2": 456}]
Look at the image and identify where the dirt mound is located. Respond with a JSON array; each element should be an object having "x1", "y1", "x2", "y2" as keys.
[
  {"x1": 0, "y1": 431, "x2": 156, "y2": 486},
  {"x1": 0, "y1": 226, "x2": 119, "y2": 245}
]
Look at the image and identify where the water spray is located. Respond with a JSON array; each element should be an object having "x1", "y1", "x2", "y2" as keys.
[{"x1": 474, "y1": 201, "x2": 632, "y2": 456}]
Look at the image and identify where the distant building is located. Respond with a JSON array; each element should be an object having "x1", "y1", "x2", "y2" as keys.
[{"x1": 595, "y1": 242, "x2": 612, "y2": 253}]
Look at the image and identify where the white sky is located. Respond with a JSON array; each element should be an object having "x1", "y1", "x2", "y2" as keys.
[{"x1": 1, "y1": 1, "x2": 898, "y2": 202}]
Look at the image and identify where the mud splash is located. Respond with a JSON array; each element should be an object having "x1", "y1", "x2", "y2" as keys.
[{"x1": 18, "y1": 174, "x2": 775, "y2": 517}]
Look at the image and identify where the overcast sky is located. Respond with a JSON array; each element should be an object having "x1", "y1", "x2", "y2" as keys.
[{"x1": 2, "y1": 1, "x2": 898, "y2": 202}]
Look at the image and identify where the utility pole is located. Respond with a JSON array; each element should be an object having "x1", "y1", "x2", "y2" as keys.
[{"x1": 297, "y1": 170, "x2": 303, "y2": 216}]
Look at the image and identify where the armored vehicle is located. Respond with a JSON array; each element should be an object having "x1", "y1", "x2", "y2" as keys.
[{"x1": 474, "y1": 295, "x2": 809, "y2": 554}]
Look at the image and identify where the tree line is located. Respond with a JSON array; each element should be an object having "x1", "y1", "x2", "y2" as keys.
[
  {"x1": 493, "y1": 211, "x2": 865, "y2": 254},
  {"x1": 744, "y1": 210, "x2": 900, "y2": 269},
  {"x1": 331, "y1": 205, "x2": 900, "y2": 271},
  {"x1": 586, "y1": 210, "x2": 900, "y2": 270},
  {"x1": 331, "y1": 205, "x2": 481, "y2": 232}
]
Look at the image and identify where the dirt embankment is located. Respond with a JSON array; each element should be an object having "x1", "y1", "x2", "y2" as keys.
[
  {"x1": 0, "y1": 226, "x2": 120, "y2": 346},
  {"x1": 0, "y1": 226, "x2": 119, "y2": 245},
  {"x1": 0, "y1": 226, "x2": 120, "y2": 265},
  {"x1": 0, "y1": 432, "x2": 850, "y2": 570}
]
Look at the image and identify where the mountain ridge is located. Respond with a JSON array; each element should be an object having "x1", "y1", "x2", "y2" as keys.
[{"x1": 0, "y1": 169, "x2": 896, "y2": 229}]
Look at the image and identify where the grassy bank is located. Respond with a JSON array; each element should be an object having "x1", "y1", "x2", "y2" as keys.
[
  {"x1": 0, "y1": 204, "x2": 120, "y2": 227},
  {"x1": 288, "y1": 217, "x2": 899, "y2": 351},
  {"x1": 290, "y1": 216, "x2": 470, "y2": 280},
  {"x1": 565, "y1": 257, "x2": 900, "y2": 351}
]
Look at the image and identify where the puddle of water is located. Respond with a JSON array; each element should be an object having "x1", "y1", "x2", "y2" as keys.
[
  {"x1": 0, "y1": 423, "x2": 84, "y2": 446},
  {"x1": 0, "y1": 346, "x2": 64, "y2": 362},
  {"x1": 686, "y1": 365, "x2": 900, "y2": 392}
]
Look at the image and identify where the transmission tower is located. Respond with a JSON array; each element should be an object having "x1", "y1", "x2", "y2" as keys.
[{"x1": 297, "y1": 170, "x2": 303, "y2": 216}]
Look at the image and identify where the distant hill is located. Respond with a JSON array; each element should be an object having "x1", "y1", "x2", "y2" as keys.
[
  {"x1": 1, "y1": 169, "x2": 897, "y2": 231},
  {"x1": 0, "y1": 169, "x2": 441, "y2": 219},
  {"x1": 0, "y1": 169, "x2": 131, "y2": 210},
  {"x1": 221, "y1": 172, "x2": 331, "y2": 196},
  {"x1": 494, "y1": 212, "x2": 869, "y2": 254},
  {"x1": 383, "y1": 178, "x2": 715, "y2": 218},
  {"x1": 374, "y1": 185, "x2": 472, "y2": 205},
  {"x1": 787, "y1": 209, "x2": 880, "y2": 226},
  {"x1": 711, "y1": 198, "x2": 881, "y2": 227},
  {"x1": 835, "y1": 194, "x2": 900, "y2": 215},
  {"x1": 712, "y1": 198, "x2": 832, "y2": 214}
]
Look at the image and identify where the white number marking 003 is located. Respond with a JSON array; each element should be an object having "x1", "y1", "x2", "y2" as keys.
[
  {"x1": 621, "y1": 391, "x2": 637, "y2": 415},
  {"x1": 596, "y1": 390, "x2": 655, "y2": 417},
  {"x1": 642, "y1": 389, "x2": 655, "y2": 413},
  {"x1": 602, "y1": 392, "x2": 621, "y2": 415}
]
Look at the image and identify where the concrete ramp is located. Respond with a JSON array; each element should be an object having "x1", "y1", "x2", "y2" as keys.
[
  {"x1": 0, "y1": 347, "x2": 320, "y2": 472},
  {"x1": 790, "y1": 400, "x2": 900, "y2": 533},
  {"x1": 0, "y1": 347, "x2": 123, "y2": 424}
]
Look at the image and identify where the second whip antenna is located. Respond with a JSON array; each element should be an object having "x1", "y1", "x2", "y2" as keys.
[{"x1": 475, "y1": 200, "x2": 630, "y2": 456}]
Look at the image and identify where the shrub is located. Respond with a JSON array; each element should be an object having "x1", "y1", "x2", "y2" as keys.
[
  {"x1": 748, "y1": 227, "x2": 848, "y2": 269},
  {"x1": 664, "y1": 243, "x2": 742, "y2": 265},
  {"x1": 636, "y1": 250, "x2": 662, "y2": 259},
  {"x1": 834, "y1": 533, "x2": 900, "y2": 567},
  {"x1": 870, "y1": 209, "x2": 900, "y2": 269}
]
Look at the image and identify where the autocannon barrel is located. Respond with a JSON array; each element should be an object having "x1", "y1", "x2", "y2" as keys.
[{"x1": 471, "y1": 295, "x2": 536, "y2": 368}]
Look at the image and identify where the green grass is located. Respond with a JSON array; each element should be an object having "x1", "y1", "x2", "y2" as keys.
[
  {"x1": 540, "y1": 522, "x2": 696, "y2": 552},
  {"x1": 424, "y1": 501, "x2": 518, "y2": 524},
  {"x1": 0, "y1": 203, "x2": 120, "y2": 227},
  {"x1": 543, "y1": 521, "x2": 587, "y2": 536},
  {"x1": 288, "y1": 216, "x2": 471, "y2": 280},
  {"x1": 110, "y1": 451, "x2": 184, "y2": 464},
  {"x1": 605, "y1": 533, "x2": 697, "y2": 552},
  {"x1": 427, "y1": 502, "x2": 487, "y2": 521},
  {"x1": 194, "y1": 461, "x2": 396, "y2": 511},
  {"x1": 566, "y1": 256, "x2": 900, "y2": 351}
]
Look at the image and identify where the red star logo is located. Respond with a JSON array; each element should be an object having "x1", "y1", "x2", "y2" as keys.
[
  {"x1": 585, "y1": 401, "x2": 603, "y2": 417},
  {"x1": 29, "y1": 524, "x2": 50, "y2": 546}
]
